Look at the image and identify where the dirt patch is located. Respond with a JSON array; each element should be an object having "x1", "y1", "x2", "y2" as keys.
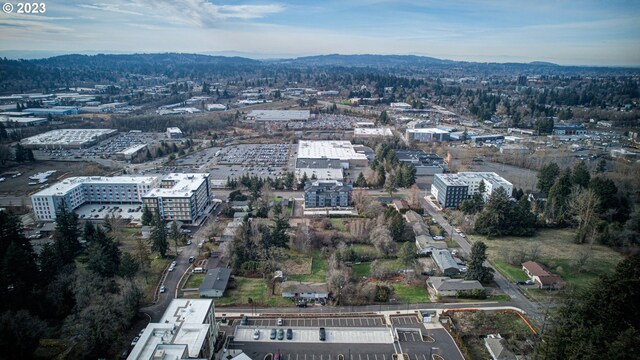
[{"x1": 282, "y1": 256, "x2": 312, "y2": 275}]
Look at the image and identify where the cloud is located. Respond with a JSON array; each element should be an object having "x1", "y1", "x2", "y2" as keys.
[{"x1": 75, "y1": 0, "x2": 285, "y2": 27}]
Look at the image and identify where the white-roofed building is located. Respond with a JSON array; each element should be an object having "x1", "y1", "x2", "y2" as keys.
[
  {"x1": 128, "y1": 299, "x2": 218, "y2": 360},
  {"x1": 297, "y1": 140, "x2": 369, "y2": 168},
  {"x1": 166, "y1": 127, "x2": 184, "y2": 139},
  {"x1": 354, "y1": 127, "x2": 393, "y2": 138},
  {"x1": 20, "y1": 129, "x2": 117, "y2": 149},
  {"x1": 296, "y1": 168, "x2": 344, "y2": 181},
  {"x1": 115, "y1": 144, "x2": 148, "y2": 161},
  {"x1": 431, "y1": 172, "x2": 513, "y2": 208},
  {"x1": 247, "y1": 110, "x2": 310, "y2": 122}
]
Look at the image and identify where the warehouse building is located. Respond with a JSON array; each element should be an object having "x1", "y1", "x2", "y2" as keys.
[
  {"x1": 0, "y1": 116, "x2": 48, "y2": 127},
  {"x1": 21, "y1": 129, "x2": 118, "y2": 149},
  {"x1": 406, "y1": 128, "x2": 450, "y2": 142},
  {"x1": 31, "y1": 173, "x2": 213, "y2": 223},
  {"x1": 431, "y1": 172, "x2": 513, "y2": 208},
  {"x1": 353, "y1": 127, "x2": 393, "y2": 138},
  {"x1": 22, "y1": 106, "x2": 79, "y2": 115},
  {"x1": 247, "y1": 110, "x2": 311, "y2": 122},
  {"x1": 128, "y1": 299, "x2": 218, "y2": 360},
  {"x1": 115, "y1": 144, "x2": 148, "y2": 161}
]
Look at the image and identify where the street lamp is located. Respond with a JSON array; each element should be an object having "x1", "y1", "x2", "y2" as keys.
[{"x1": 429, "y1": 347, "x2": 439, "y2": 360}]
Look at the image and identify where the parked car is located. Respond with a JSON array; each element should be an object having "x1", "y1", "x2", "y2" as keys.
[
  {"x1": 319, "y1": 327, "x2": 326, "y2": 341},
  {"x1": 168, "y1": 266, "x2": 174, "y2": 272},
  {"x1": 130, "y1": 337, "x2": 139, "y2": 347},
  {"x1": 159, "y1": 286, "x2": 166, "y2": 293},
  {"x1": 296, "y1": 302, "x2": 308, "y2": 308},
  {"x1": 286, "y1": 328, "x2": 293, "y2": 340},
  {"x1": 277, "y1": 329, "x2": 284, "y2": 340},
  {"x1": 277, "y1": 318, "x2": 283, "y2": 326},
  {"x1": 270, "y1": 329, "x2": 277, "y2": 340},
  {"x1": 241, "y1": 315, "x2": 248, "y2": 325},
  {"x1": 253, "y1": 329, "x2": 260, "y2": 340},
  {"x1": 189, "y1": 256, "x2": 195, "y2": 263}
]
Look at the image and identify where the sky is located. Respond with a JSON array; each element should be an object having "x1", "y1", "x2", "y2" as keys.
[{"x1": 0, "y1": 0, "x2": 639, "y2": 66}]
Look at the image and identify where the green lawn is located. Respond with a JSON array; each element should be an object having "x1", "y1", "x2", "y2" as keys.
[
  {"x1": 352, "y1": 263, "x2": 371, "y2": 277},
  {"x1": 469, "y1": 229, "x2": 623, "y2": 293},
  {"x1": 393, "y1": 282, "x2": 429, "y2": 303},
  {"x1": 351, "y1": 244, "x2": 382, "y2": 260},
  {"x1": 184, "y1": 273, "x2": 205, "y2": 289},
  {"x1": 330, "y1": 218, "x2": 346, "y2": 231},
  {"x1": 215, "y1": 277, "x2": 268, "y2": 306},
  {"x1": 493, "y1": 259, "x2": 529, "y2": 282},
  {"x1": 288, "y1": 250, "x2": 328, "y2": 282}
]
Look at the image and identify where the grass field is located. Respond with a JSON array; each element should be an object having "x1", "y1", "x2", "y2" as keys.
[
  {"x1": 469, "y1": 228, "x2": 623, "y2": 293},
  {"x1": 493, "y1": 259, "x2": 529, "y2": 282},
  {"x1": 288, "y1": 250, "x2": 328, "y2": 282},
  {"x1": 392, "y1": 282, "x2": 429, "y2": 303},
  {"x1": 184, "y1": 273, "x2": 205, "y2": 289},
  {"x1": 352, "y1": 262, "x2": 371, "y2": 277},
  {"x1": 330, "y1": 218, "x2": 347, "y2": 231},
  {"x1": 215, "y1": 277, "x2": 268, "y2": 306},
  {"x1": 350, "y1": 244, "x2": 382, "y2": 260}
]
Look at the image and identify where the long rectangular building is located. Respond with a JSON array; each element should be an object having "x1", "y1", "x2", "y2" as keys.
[
  {"x1": 21, "y1": 128, "x2": 117, "y2": 149},
  {"x1": 297, "y1": 140, "x2": 369, "y2": 168},
  {"x1": 431, "y1": 172, "x2": 513, "y2": 208},
  {"x1": 31, "y1": 173, "x2": 212, "y2": 223},
  {"x1": 247, "y1": 110, "x2": 310, "y2": 122}
]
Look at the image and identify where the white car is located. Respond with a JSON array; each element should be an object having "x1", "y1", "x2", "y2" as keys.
[
  {"x1": 160, "y1": 285, "x2": 166, "y2": 293},
  {"x1": 253, "y1": 329, "x2": 260, "y2": 340},
  {"x1": 168, "y1": 266, "x2": 174, "y2": 272}
]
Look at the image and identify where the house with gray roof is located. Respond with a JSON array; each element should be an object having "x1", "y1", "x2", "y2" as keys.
[
  {"x1": 427, "y1": 276, "x2": 484, "y2": 296},
  {"x1": 431, "y1": 250, "x2": 460, "y2": 276},
  {"x1": 199, "y1": 268, "x2": 231, "y2": 298},
  {"x1": 484, "y1": 334, "x2": 517, "y2": 360}
]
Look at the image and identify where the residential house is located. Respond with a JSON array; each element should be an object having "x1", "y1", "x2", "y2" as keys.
[
  {"x1": 427, "y1": 277, "x2": 484, "y2": 297},
  {"x1": 484, "y1": 334, "x2": 517, "y2": 360},
  {"x1": 281, "y1": 282, "x2": 329, "y2": 299},
  {"x1": 431, "y1": 250, "x2": 460, "y2": 276},
  {"x1": 199, "y1": 268, "x2": 231, "y2": 298},
  {"x1": 522, "y1": 261, "x2": 564, "y2": 289}
]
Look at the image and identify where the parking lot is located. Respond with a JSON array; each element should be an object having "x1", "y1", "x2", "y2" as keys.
[
  {"x1": 230, "y1": 343, "x2": 396, "y2": 360},
  {"x1": 235, "y1": 327, "x2": 393, "y2": 344},
  {"x1": 74, "y1": 203, "x2": 143, "y2": 221},
  {"x1": 390, "y1": 315, "x2": 421, "y2": 326},
  {"x1": 242, "y1": 317, "x2": 386, "y2": 328},
  {"x1": 397, "y1": 330, "x2": 428, "y2": 343}
]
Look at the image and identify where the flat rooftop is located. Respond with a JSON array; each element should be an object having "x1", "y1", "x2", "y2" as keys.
[
  {"x1": 160, "y1": 298, "x2": 212, "y2": 325},
  {"x1": 32, "y1": 176, "x2": 158, "y2": 197},
  {"x1": 21, "y1": 129, "x2": 117, "y2": 146},
  {"x1": 144, "y1": 173, "x2": 208, "y2": 198},
  {"x1": 248, "y1": 109, "x2": 310, "y2": 121},
  {"x1": 435, "y1": 172, "x2": 512, "y2": 187},
  {"x1": 297, "y1": 140, "x2": 368, "y2": 161},
  {"x1": 354, "y1": 128, "x2": 393, "y2": 136},
  {"x1": 406, "y1": 128, "x2": 450, "y2": 134}
]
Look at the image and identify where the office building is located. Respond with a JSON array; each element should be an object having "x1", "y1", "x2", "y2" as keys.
[
  {"x1": 395, "y1": 150, "x2": 448, "y2": 175},
  {"x1": 128, "y1": 299, "x2": 218, "y2": 360},
  {"x1": 21, "y1": 129, "x2": 117, "y2": 149},
  {"x1": 304, "y1": 180, "x2": 352, "y2": 208},
  {"x1": 431, "y1": 172, "x2": 513, "y2": 208},
  {"x1": 31, "y1": 173, "x2": 213, "y2": 223},
  {"x1": 166, "y1": 127, "x2": 183, "y2": 139},
  {"x1": 406, "y1": 128, "x2": 450, "y2": 142}
]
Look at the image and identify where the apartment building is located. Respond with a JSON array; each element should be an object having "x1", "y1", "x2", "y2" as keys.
[
  {"x1": 431, "y1": 172, "x2": 513, "y2": 208},
  {"x1": 31, "y1": 173, "x2": 212, "y2": 223},
  {"x1": 304, "y1": 180, "x2": 352, "y2": 208}
]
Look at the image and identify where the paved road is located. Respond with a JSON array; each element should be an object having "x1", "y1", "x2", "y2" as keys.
[{"x1": 420, "y1": 196, "x2": 544, "y2": 327}]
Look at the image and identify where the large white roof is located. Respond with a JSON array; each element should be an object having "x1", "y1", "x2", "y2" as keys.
[
  {"x1": 21, "y1": 129, "x2": 117, "y2": 146},
  {"x1": 297, "y1": 140, "x2": 368, "y2": 161},
  {"x1": 32, "y1": 176, "x2": 158, "y2": 197}
]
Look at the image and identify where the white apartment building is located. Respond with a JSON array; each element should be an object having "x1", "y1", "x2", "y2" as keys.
[{"x1": 31, "y1": 173, "x2": 212, "y2": 223}]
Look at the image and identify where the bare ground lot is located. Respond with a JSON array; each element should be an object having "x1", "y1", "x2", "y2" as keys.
[{"x1": 0, "y1": 161, "x2": 114, "y2": 195}]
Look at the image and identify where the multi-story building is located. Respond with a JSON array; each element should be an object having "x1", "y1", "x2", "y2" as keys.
[
  {"x1": 406, "y1": 128, "x2": 450, "y2": 142},
  {"x1": 396, "y1": 150, "x2": 448, "y2": 175},
  {"x1": 304, "y1": 180, "x2": 352, "y2": 208},
  {"x1": 166, "y1": 127, "x2": 183, "y2": 139},
  {"x1": 31, "y1": 173, "x2": 212, "y2": 223},
  {"x1": 431, "y1": 172, "x2": 513, "y2": 208},
  {"x1": 128, "y1": 299, "x2": 219, "y2": 360},
  {"x1": 553, "y1": 125, "x2": 587, "y2": 135}
]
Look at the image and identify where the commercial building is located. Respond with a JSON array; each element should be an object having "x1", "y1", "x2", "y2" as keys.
[
  {"x1": 22, "y1": 106, "x2": 78, "y2": 115},
  {"x1": 396, "y1": 150, "x2": 448, "y2": 175},
  {"x1": 127, "y1": 299, "x2": 218, "y2": 360},
  {"x1": 431, "y1": 172, "x2": 513, "y2": 208},
  {"x1": 304, "y1": 180, "x2": 352, "y2": 208},
  {"x1": 406, "y1": 128, "x2": 450, "y2": 142},
  {"x1": 470, "y1": 134, "x2": 505, "y2": 144},
  {"x1": 247, "y1": 110, "x2": 311, "y2": 122},
  {"x1": 199, "y1": 268, "x2": 231, "y2": 298},
  {"x1": 31, "y1": 173, "x2": 213, "y2": 223},
  {"x1": 353, "y1": 127, "x2": 393, "y2": 138},
  {"x1": 0, "y1": 116, "x2": 48, "y2": 126},
  {"x1": 21, "y1": 129, "x2": 118, "y2": 149},
  {"x1": 296, "y1": 168, "x2": 344, "y2": 181},
  {"x1": 553, "y1": 125, "x2": 587, "y2": 136},
  {"x1": 297, "y1": 140, "x2": 369, "y2": 168},
  {"x1": 166, "y1": 127, "x2": 183, "y2": 139},
  {"x1": 206, "y1": 104, "x2": 226, "y2": 111},
  {"x1": 115, "y1": 144, "x2": 148, "y2": 161}
]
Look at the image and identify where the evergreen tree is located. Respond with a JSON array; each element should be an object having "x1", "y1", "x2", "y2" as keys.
[
  {"x1": 547, "y1": 169, "x2": 573, "y2": 223},
  {"x1": 150, "y1": 213, "x2": 168, "y2": 257},
  {"x1": 169, "y1": 220, "x2": 182, "y2": 254},
  {"x1": 354, "y1": 172, "x2": 367, "y2": 187},
  {"x1": 118, "y1": 252, "x2": 139, "y2": 279},
  {"x1": 141, "y1": 206, "x2": 153, "y2": 226},
  {"x1": 596, "y1": 158, "x2": 607, "y2": 173},
  {"x1": 572, "y1": 160, "x2": 591, "y2": 188},
  {"x1": 52, "y1": 202, "x2": 80, "y2": 264},
  {"x1": 378, "y1": 110, "x2": 389, "y2": 124},
  {"x1": 83, "y1": 221, "x2": 96, "y2": 242},
  {"x1": 397, "y1": 242, "x2": 416, "y2": 268},
  {"x1": 14, "y1": 143, "x2": 25, "y2": 163},
  {"x1": 87, "y1": 227, "x2": 121, "y2": 277},
  {"x1": 465, "y1": 241, "x2": 494, "y2": 284},
  {"x1": 537, "y1": 162, "x2": 560, "y2": 194},
  {"x1": 299, "y1": 172, "x2": 309, "y2": 189}
]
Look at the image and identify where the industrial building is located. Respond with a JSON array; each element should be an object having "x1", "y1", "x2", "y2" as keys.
[
  {"x1": 431, "y1": 172, "x2": 513, "y2": 208},
  {"x1": 166, "y1": 127, "x2": 184, "y2": 139},
  {"x1": 304, "y1": 180, "x2": 352, "y2": 208},
  {"x1": 115, "y1": 144, "x2": 148, "y2": 161},
  {"x1": 469, "y1": 134, "x2": 505, "y2": 144},
  {"x1": 353, "y1": 127, "x2": 393, "y2": 138},
  {"x1": 295, "y1": 168, "x2": 344, "y2": 181},
  {"x1": 246, "y1": 110, "x2": 310, "y2": 122},
  {"x1": 22, "y1": 106, "x2": 79, "y2": 115},
  {"x1": 20, "y1": 129, "x2": 118, "y2": 149},
  {"x1": 297, "y1": 140, "x2": 369, "y2": 169},
  {"x1": 0, "y1": 116, "x2": 48, "y2": 126},
  {"x1": 31, "y1": 173, "x2": 213, "y2": 223},
  {"x1": 127, "y1": 299, "x2": 218, "y2": 360},
  {"x1": 395, "y1": 150, "x2": 448, "y2": 175},
  {"x1": 406, "y1": 128, "x2": 450, "y2": 142},
  {"x1": 553, "y1": 125, "x2": 587, "y2": 136}
]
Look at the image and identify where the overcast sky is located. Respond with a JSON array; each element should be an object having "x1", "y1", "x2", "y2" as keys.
[{"x1": 1, "y1": 0, "x2": 639, "y2": 66}]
